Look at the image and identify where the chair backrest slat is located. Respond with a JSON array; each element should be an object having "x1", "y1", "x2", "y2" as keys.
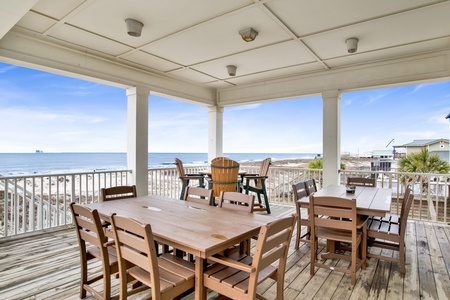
[
  {"x1": 347, "y1": 177, "x2": 376, "y2": 187},
  {"x1": 101, "y1": 185, "x2": 137, "y2": 201},
  {"x1": 304, "y1": 179, "x2": 317, "y2": 195}
]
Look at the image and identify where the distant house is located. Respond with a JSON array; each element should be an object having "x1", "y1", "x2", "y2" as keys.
[
  {"x1": 371, "y1": 149, "x2": 395, "y2": 172},
  {"x1": 393, "y1": 139, "x2": 450, "y2": 162}
]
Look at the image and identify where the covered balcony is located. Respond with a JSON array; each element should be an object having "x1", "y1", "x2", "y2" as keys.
[{"x1": 1, "y1": 1, "x2": 450, "y2": 299}]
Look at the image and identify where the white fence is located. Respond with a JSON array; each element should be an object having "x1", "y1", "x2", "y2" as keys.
[{"x1": 1, "y1": 166, "x2": 448, "y2": 240}]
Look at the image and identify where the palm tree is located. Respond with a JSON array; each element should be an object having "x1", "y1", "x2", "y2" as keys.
[
  {"x1": 398, "y1": 148, "x2": 449, "y2": 194},
  {"x1": 308, "y1": 158, "x2": 346, "y2": 170}
]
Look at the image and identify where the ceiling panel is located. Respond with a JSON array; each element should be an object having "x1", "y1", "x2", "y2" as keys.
[
  {"x1": 193, "y1": 41, "x2": 316, "y2": 79},
  {"x1": 120, "y1": 50, "x2": 182, "y2": 72},
  {"x1": 142, "y1": 6, "x2": 292, "y2": 66},
  {"x1": 303, "y1": 3, "x2": 450, "y2": 60},
  {"x1": 49, "y1": 24, "x2": 132, "y2": 56},
  {"x1": 265, "y1": 0, "x2": 442, "y2": 36}
]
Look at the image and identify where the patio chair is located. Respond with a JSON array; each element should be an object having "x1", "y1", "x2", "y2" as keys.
[
  {"x1": 347, "y1": 176, "x2": 376, "y2": 187},
  {"x1": 175, "y1": 157, "x2": 205, "y2": 200},
  {"x1": 370, "y1": 185, "x2": 412, "y2": 225},
  {"x1": 207, "y1": 157, "x2": 240, "y2": 198},
  {"x1": 309, "y1": 195, "x2": 367, "y2": 285},
  {"x1": 366, "y1": 186, "x2": 414, "y2": 273},
  {"x1": 293, "y1": 181, "x2": 310, "y2": 249},
  {"x1": 100, "y1": 185, "x2": 137, "y2": 201},
  {"x1": 217, "y1": 190, "x2": 255, "y2": 213},
  {"x1": 293, "y1": 179, "x2": 319, "y2": 249},
  {"x1": 100, "y1": 185, "x2": 137, "y2": 240},
  {"x1": 203, "y1": 213, "x2": 297, "y2": 300},
  {"x1": 110, "y1": 214, "x2": 195, "y2": 300},
  {"x1": 217, "y1": 191, "x2": 256, "y2": 255},
  {"x1": 241, "y1": 157, "x2": 271, "y2": 214},
  {"x1": 69, "y1": 203, "x2": 119, "y2": 300},
  {"x1": 183, "y1": 186, "x2": 214, "y2": 206}
]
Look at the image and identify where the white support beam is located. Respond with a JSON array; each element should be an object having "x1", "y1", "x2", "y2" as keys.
[
  {"x1": 127, "y1": 86, "x2": 150, "y2": 196},
  {"x1": 322, "y1": 90, "x2": 341, "y2": 187},
  {"x1": 208, "y1": 106, "x2": 224, "y2": 163},
  {"x1": 0, "y1": 30, "x2": 215, "y2": 106},
  {"x1": 218, "y1": 50, "x2": 450, "y2": 106}
]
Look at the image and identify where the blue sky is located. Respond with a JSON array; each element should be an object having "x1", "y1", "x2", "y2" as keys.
[{"x1": 0, "y1": 62, "x2": 449, "y2": 154}]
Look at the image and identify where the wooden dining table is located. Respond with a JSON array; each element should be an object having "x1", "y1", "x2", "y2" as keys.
[
  {"x1": 83, "y1": 195, "x2": 277, "y2": 300},
  {"x1": 297, "y1": 184, "x2": 392, "y2": 217}
]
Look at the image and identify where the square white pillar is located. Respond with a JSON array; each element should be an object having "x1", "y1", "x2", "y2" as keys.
[
  {"x1": 322, "y1": 90, "x2": 342, "y2": 186},
  {"x1": 126, "y1": 86, "x2": 150, "y2": 196},
  {"x1": 208, "y1": 106, "x2": 224, "y2": 163}
]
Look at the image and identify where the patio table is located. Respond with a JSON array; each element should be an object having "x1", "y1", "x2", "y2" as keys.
[
  {"x1": 297, "y1": 184, "x2": 392, "y2": 217},
  {"x1": 83, "y1": 195, "x2": 277, "y2": 300}
]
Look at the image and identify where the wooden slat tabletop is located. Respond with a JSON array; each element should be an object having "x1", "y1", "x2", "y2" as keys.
[{"x1": 298, "y1": 185, "x2": 392, "y2": 217}]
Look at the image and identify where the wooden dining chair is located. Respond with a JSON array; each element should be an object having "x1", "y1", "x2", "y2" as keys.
[
  {"x1": 203, "y1": 213, "x2": 297, "y2": 300},
  {"x1": 100, "y1": 185, "x2": 137, "y2": 201},
  {"x1": 175, "y1": 157, "x2": 205, "y2": 200},
  {"x1": 207, "y1": 157, "x2": 240, "y2": 198},
  {"x1": 292, "y1": 181, "x2": 310, "y2": 249},
  {"x1": 69, "y1": 203, "x2": 119, "y2": 300},
  {"x1": 366, "y1": 186, "x2": 414, "y2": 273},
  {"x1": 183, "y1": 186, "x2": 214, "y2": 206},
  {"x1": 347, "y1": 176, "x2": 376, "y2": 187},
  {"x1": 217, "y1": 190, "x2": 255, "y2": 212},
  {"x1": 309, "y1": 195, "x2": 367, "y2": 285},
  {"x1": 110, "y1": 214, "x2": 195, "y2": 300},
  {"x1": 242, "y1": 157, "x2": 272, "y2": 214},
  {"x1": 218, "y1": 191, "x2": 256, "y2": 255}
]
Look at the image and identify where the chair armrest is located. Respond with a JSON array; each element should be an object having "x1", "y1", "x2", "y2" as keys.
[
  {"x1": 356, "y1": 217, "x2": 368, "y2": 229},
  {"x1": 242, "y1": 173, "x2": 258, "y2": 177},
  {"x1": 244, "y1": 175, "x2": 267, "y2": 180},
  {"x1": 179, "y1": 174, "x2": 204, "y2": 179},
  {"x1": 207, "y1": 254, "x2": 255, "y2": 273}
]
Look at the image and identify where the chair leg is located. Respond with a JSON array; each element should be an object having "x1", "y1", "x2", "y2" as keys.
[
  {"x1": 295, "y1": 221, "x2": 301, "y2": 250},
  {"x1": 400, "y1": 241, "x2": 406, "y2": 273},
  {"x1": 180, "y1": 180, "x2": 189, "y2": 200},
  {"x1": 261, "y1": 187, "x2": 271, "y2": 214}
]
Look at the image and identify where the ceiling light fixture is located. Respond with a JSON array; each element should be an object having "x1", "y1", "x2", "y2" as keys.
[
  {"x1": 125, "y1": 18, "x2": 144, "y2": 37},
  {"x1": 346, "y1": 37, "x2": 359, "y2": 53},
  {"x1": 239, "y1": 28, "x2": 258, "y2": 42},
  {"x1": 227, "y1": 65, "x2": 237, "y2": 76}
]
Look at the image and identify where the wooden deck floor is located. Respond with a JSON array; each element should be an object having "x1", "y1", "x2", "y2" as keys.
[{"x1": 1, "y1": 204, "x2": 449, "y2": 300}]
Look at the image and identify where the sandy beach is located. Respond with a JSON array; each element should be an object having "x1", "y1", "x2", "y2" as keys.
[{"x1": 240, "y1": 156, "x2": 373, "y2": 170}]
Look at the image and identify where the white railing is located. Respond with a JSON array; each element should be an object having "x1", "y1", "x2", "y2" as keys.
[
  {"x1": 0, "y1": 170, "x2": 132, "y2": 239},
  {"x1": 1, "y1": 166, "x2": 448, "y2": 240},
  {"x1": 340, "y1": 169, "x2": 449, "y2": 223}
]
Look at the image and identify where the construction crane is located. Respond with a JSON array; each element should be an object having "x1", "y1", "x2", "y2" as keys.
[{"x1": 386, "y1": 138, "x2": 395, "y2": 148}]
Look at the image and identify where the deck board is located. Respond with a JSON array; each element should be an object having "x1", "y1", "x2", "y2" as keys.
[{"x1": 0, "y1": 204, "x2": 449, "y2": 300}]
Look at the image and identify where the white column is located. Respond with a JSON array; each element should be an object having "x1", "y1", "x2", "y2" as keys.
[
  {"x1": 126, "y1": 86, "x2": 150, "y2": 196},
  {"x1": 322, "y1": 90, "x2": 342, "y2": 186},
  {"x1": 208, "y1": 106, "x2": 224, "y2": 163}
]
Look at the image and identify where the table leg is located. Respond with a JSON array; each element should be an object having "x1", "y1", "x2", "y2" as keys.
[{"x1": 195, "y1": 256, "x2": 206, "y2": 300}]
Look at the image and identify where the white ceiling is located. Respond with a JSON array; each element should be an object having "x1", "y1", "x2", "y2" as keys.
[{"x1": 2, "y1": 0, "x2": 450, "y2": 100}]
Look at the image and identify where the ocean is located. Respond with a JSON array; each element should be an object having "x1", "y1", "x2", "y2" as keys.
[{"x1": 0, "y1": 152, "x2": 319, "y2": 176}]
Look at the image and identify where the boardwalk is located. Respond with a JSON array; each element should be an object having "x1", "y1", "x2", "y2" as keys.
[{"x1": 1, "y1": 204, "x2": 449, "y2": 300}]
